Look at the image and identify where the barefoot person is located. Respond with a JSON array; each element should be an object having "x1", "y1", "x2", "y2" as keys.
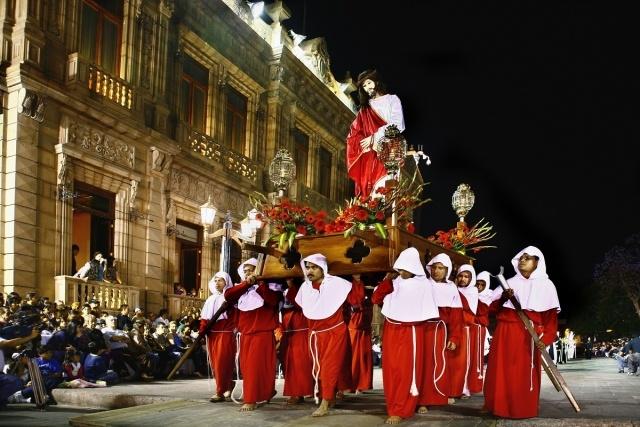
[
  {"x1": 455, "y1": 264, "x2": 483, "y2": 397},
  {"x1": 372, "y1": 247, "x2": 440, "y2": 424},
  {"x1": 483, "y1": 246, "x2": 560, "y2": 419},
  {"x1": 199, "y1": 271, "x2": 235, "y2": 402},
  {"x1": 347, "y1": 274, "x2": 373, "y2": 394},
  {"x1": 224, "y1": 259, "x2": 280, "y2": 412},
  {"x1": 295, "y1": 254, "x2": 353, "y2": 417}
]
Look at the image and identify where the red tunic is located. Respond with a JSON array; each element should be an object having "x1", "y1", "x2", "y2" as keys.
[
  {"x1": 307, "y1": 280, "x2": 352, "y2": 401},
  {"x1": 347, "y1": 279, "x2": 373, "y2": 392},
  {"x1": 438, "y1": 305, "x2": 464, "y2": 398},
  {"x1": 281, "y1": 285, "x2": 313, "y2": 397},
  {"x1": 373, "y1": 278, "x2": 428, "y2": 418},
  {"x1": 346, "y1": 107, "x2": 388, "y2": 196},
  {"x1": 199, "y1": 307, "x2": 236, "y2": 396},
  {"x1": 483, "y1": 306, "x2": 558, "y2": 419},
  {"x1": 224, "y1": 281, "x2": 279, "y2": 404},
  {"x1": 468, "y1": 301, "x2": 491, "y2": 394}
]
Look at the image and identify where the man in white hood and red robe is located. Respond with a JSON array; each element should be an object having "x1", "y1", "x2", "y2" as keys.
[
  {"x1": 223, "y1": 258, "x2": 280, "y2": 411},
  {"x1": 424, "y1": 253, "x2": 463, "y2": 405},
  {"x1": 475, "y1": 271, "x2": 493, "y2": 366},
  {"x1": 199, "y1": 271, "x2": 235, "y2": 402},
  {"x1": 295, "y1": 253, "x2": 353, "y2": 417},
  {"x1": 455, "y1": 264, "x2": 484, "y2": 397},
  {"x1": 483, "y1": 246, "x2": 560, "y2": 419},
  {"x1": 372, "y1": 247, "x2": 440, "y2": 424}
]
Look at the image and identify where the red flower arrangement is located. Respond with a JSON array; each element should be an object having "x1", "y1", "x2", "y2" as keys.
[
  {"x1": 250, "y1": 193, "x2": 327, "y2": 249},
  {"x1": 427, "y1": 218, "x2": 497, "y2": 254},
  {"x1": 326, "y1": 171, "x2": 430, "y2": 239}
]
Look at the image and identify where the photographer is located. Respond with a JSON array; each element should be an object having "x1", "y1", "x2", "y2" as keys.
[{"x1": 0, "y1": 327, "x2": 40, "y2": 408}]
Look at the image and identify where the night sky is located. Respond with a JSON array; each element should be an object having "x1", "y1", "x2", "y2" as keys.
[{"x1": 283, "y1": 1, "x2": 639, "y2": 323}]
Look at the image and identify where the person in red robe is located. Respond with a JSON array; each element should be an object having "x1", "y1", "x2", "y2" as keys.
[
  {"x1": 483, "y1": 246, "x2": 560, "y2": 419},
  {"x1": 223, "y1": 258, "x2": 280, "y2": 412},
  {"x1": 346, "y1": 69, "x2": 405, "y2": 197},
  {"x1": 372, "y1": 247, "x2": 440, "y2": 424},
  {"x1": 455, "y1": 264, "x2": 484, "y2": 397},
  {"x1": 280, "y1": 279, "x2": 313, "y2": 404},
  {"x1": 295, "y1": 254, "x2": 353, "y2": 417},
  {"x1": 347, "y1": 274, "x2": 373, "y2": 393},
  {"x1": 474, "y1": 271, "x2": 494, "y2": 388},
  {"x1": 199, "y1": 271, "x2": 235, "y2": 402},
  {"x1": 420, "y1": 253, "x2": 463, "y2": 410}
]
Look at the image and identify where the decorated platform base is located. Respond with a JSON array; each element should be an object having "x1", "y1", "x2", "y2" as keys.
[{"x1": 247, "y1": 225, "x2": 473, "y2": 280}]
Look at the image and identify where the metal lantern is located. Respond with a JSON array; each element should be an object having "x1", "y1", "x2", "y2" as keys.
[
  {"x1": 378, "y1": 124, "x2": 407, "y2": 177},
  {"x1": 200, "y1": 195, "x2": 217, "y2": 232},
  {"x1": 452, "y1": 183, "x2": 475, "y2": 223},
  {"x1": 269, "y1": 149, "x2": 296, "y2": 196}
]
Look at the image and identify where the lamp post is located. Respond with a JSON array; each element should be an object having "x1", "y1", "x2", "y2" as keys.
[
  {"x1": 268, "y1": 148, "x2": 296, "y2": 198},
  {"x1": 451, "y1": 183, "x2": 475, "y2": 238}
]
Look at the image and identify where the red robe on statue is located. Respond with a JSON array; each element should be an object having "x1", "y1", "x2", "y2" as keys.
[
  {"x1": 483, "y1": 306, "x2": 558, "y2": 419},
  {"x1": 346, "y1": 107, "x2": 388, "y2": 196},
  {"x1": 306, "y1": 280, "x2": 353, "y2": 401},
  {"x1": 281, "y1": 285, "x2": 313, "y2": 398},
  {"x1": 347, "y1": 279, "x2": 373, "y2": 392},
  {"x1": 199, "y1": 308, "x2": 236, "y2": 397},
  {"x1": 224, "y1": 281, "x2": 279, "y2": 404}
]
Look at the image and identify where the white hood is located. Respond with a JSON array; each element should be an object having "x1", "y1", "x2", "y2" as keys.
[
  {"x1": 295, "y1": 254, "x2": 352, "y2": 320},
  {"x1": 457, "y1": 264, "x2": 478, "y2": 314},
  {"x1": 201, "y1": 271, "x2": 233, "y2": 320}
]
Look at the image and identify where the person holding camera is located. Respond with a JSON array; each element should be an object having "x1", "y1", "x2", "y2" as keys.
[{"x1": 0, "y1": 327, "x2": 40, "y2": 408}]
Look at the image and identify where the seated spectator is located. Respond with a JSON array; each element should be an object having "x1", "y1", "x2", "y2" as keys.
[
  {"x1": 84, "y1": 342, "x2": 118, "y2": 385},
  {"x1": 116, "y1": 304, "x2": 133, "y2": 332},
  {"x1": 152, "y1": 309, "x2": 170, "y2": 328},
  {"x1": 9, "y1": 346, "x2": 63, "y2": 404},
  {"x1": 63, "y1": 351, "x2": 84, "y2": 381}
]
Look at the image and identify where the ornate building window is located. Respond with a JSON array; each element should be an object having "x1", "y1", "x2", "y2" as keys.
[
  {"x1": 225, "y1": 86, "x2": 247, "y2": 154},
  {"x1": 317, "y1": 146, "x2": 332, "y2": 198},
  {"x1": 293, "y1": 128, "x2": 309, "y2": 185},
  {"x1": 180, "y1": 56, "x2": 209, "y2": 132},
  {"x1": 72, "y1": 182, "x2": 115, "y2": 271},
  {"x1": 79, "y1": 0, "x2": 123, "y2": 74},
  {"x1": 175, "y1": 221, "x2": 203, "y2": 295}
]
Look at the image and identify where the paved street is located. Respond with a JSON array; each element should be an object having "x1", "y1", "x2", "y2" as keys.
[{"x1": 1, "y1": 358, "x2": 638, "y2": 426}]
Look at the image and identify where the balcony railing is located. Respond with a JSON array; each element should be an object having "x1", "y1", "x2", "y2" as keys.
[
  {"x1": 294, "y1": 182, "x2": 339, "y2": 216},
  {"x1": 177, "y1": 124, "x2": 259, "y2": 184},
  {"x1": 67, "y1": 53, "x2": 135, "y2": 111},
  {"x1": 54, "y1": 276, "x2": 140, "y2": 313},
  {"x1": 167, "y1": 294, "x2": 205, "y2": 319}
]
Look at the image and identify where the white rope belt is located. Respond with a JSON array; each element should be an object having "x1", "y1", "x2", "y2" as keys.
[
  {"x1": 231, "y1": 332, "x2": 243, "y2": 404},
  {"x1": 462, "y1": 326, "x2": 471, "y2": 396},
  {"x1": 386, "y1": 319, "x2": 419, "y2": 396},
  {"x1": 475, "y1": 324, "x2": 483, "y2": 379},
  {"x1": 308, "y1": 321, "x2": 345, "y2": 404},
  {"x1": 427, "y1": 320, "x2": 447, "y2": 396}
]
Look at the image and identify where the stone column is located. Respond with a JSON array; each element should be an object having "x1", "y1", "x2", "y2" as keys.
[
  {"x1": 54, "y1": 152, "x2": 74, "y2": 276},
  {"x1": 1, "y1": 88, "x2": 40, "y2": 294}
]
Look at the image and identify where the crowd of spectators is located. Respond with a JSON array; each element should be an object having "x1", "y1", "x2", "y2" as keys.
[
  {"x1": 0, "y1": 290, "x2": 206, "y2": 408},
  {"x1": 585, "y1": 336, "x2": 640, "y2": 375}
]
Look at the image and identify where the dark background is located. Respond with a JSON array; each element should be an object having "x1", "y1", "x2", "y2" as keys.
[{"x1": 282, "y1": 1, "x2": 639, "y2": 326}]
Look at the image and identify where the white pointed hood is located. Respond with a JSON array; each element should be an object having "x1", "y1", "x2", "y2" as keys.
[
  {"x1": 475, "y1": 271, "x2": 494, "y2": 305},
  {"x1": 201, "y1": 271, "x2": 233, "y2": 320},
  {"x1": 457, "y1": 264, "x2": 478, "y2": 314},
  {"x1": 427, "y1": 253, "x2": 463, "y2": 308},
  {"x1": 381, "y1": 247, "x2": 440, "y2": 321},
  {"x1": 295, "y1": 253, "x2": 352, "y2": 320},
  {"x1": 234, "y1": 258, "x2": 264, "y2": 311},
  {"x1": 494, "y1": 246, "x2": 561, "y2": 312}
]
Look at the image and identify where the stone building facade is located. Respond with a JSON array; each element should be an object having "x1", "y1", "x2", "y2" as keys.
[{"x1": 0, "y1": 0, "x2": 355, "y2": 315}]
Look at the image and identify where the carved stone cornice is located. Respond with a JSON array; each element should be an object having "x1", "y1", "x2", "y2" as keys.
[
  {"x1": 169, "y1": 166, "x2": 252, "y2": 219},
  {"x1": 64, "y1": 119, "x2": 136, "y2": 169}
]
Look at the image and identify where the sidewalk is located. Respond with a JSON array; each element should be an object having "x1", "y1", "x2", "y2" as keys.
[{"x1": 2, "y1": 358, "x2": 639, "y2": 426}]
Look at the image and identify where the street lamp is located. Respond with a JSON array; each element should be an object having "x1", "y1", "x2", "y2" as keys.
[
  {"x1": 269, "y1": 148, "x2": 296, "y2": 197},
  {"x1": 200, "y1": 196, "x2": 217, "y2": 234}
]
